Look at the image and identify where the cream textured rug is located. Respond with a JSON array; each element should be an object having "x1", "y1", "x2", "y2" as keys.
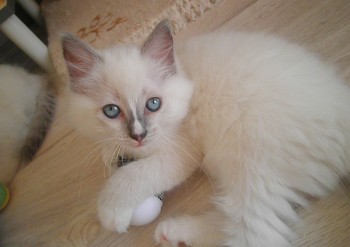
[{"x1": 42, "y1": 0, "x2": 222, "y2": 85}]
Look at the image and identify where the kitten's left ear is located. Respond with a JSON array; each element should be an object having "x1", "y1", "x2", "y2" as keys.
[{"x1": 141, "y1": 20, "x2": 176, "y2": 76}]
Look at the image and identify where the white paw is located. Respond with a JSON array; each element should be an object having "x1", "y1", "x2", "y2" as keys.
[
  {"x1": 98, "y1": 203, "x2": 134, "y2": 233},
  {"x1": 155, "y1": 218, "x2": 191, "y2": 247}
]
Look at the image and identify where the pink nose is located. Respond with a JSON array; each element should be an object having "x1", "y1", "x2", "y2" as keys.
[{"x1": 130, "y1": 131, "x2": 147, "y2": 142}]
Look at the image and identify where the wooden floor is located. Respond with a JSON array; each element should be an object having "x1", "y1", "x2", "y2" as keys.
[{"x1": 1, "y1": 0, "x2": 350, "y2": 246}]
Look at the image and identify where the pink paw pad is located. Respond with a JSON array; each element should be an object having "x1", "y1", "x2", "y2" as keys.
[{"x1": 161, "y1": 234, "x2": 168, "y2": 242}]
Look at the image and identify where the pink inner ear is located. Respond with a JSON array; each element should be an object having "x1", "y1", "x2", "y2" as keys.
[
  {"x1": 63, "y1": 49, "x2": 89, "y2": 79},
  {"x1": 62, "y1": 34, "x2": 100, "y2": 82},
  {"x1": 145, "y1": 31, "x2": 174, "y2": 65},
  {"x1": 141, "y1": 21, "x2": 176, "y2": 75}
]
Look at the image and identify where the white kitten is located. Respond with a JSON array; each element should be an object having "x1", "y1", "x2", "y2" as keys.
[
  {"x1": 62, "y1": 21, "x2": 350, "y2": 246},
  {"x1": 0, "y1": 65, "x2": 55, "y2": 184}
]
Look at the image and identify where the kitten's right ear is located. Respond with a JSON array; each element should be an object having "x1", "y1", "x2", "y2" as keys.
[{"x1": 61, "y1": 33, "x2": 101, "y2": 93}]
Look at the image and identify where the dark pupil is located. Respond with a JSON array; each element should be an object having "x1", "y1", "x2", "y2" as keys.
[
  {"x1": 147, "y1": 97, "x2": 161, "y2": 112},
  {"x1": 103, "y1": 104, "x2": 120, "y2": 118}
]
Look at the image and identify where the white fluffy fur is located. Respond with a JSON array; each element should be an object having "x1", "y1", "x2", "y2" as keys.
[
  {"x1": 63, "y1": 26, "x2": 350, "y2": 246},
  {"x1": 0, "y1": 65, "x2": 43, "y2": 184}
]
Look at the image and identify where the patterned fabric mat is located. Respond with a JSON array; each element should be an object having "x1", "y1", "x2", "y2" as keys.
[{"x1": 41, "y1": 0, "x2": 222, "y2": 85}]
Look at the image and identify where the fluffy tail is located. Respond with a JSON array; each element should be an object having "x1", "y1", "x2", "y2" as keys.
[{"x1": 20, "y1": 79, "x2": 56, "y2": 164}]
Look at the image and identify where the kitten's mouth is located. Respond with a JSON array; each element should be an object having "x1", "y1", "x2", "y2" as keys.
[
  {"x1": 131, "y1": 139, "x2": 146, "y2": 148},
  {"x1": 129, "y1": 132, "x2": 155, "y2": 149},
  {"x1": 129, "y1": 132, "x2": 149, "y2": 148},
  {"x1": 135, "y1": 141, "x2": 144, "y2": 147}
]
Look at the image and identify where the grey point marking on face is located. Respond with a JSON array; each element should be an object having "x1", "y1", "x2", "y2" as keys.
[{"x1": 127, "y1": 108, "x2": 148, "y2": 142}]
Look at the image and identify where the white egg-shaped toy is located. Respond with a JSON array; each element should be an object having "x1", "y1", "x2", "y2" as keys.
[{"x1": 130, "y1": 195, "x2": 163, "y2": 226}]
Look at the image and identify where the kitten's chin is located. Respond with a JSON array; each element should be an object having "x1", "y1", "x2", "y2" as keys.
[
  {"x1": 131, "y1": 141, "x2": 145, "y2": 150},
  {"x1": 126, "y1": 139, "x2": 160, "y2": 157}
]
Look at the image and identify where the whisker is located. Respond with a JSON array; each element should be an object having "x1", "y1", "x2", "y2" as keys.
[
  {"x1": 160, "y1": 137, "x2": 191, "y2": 198},
  {"x1": 76, "y1": 142, "x2": 106, "y2": 201},
  {"x1": 103, "y1": 142, "x2": 120, "y2": 179},
  {"x1": 161, "y1": 133, "x2": 216, "y2": 194},
  {"x1": 164, "y1": 131, "x2": 202, "y2": 155}
]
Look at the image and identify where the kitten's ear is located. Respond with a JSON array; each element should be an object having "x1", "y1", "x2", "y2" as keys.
[
  {"x1": 141, "y1": 20, "x2": 176, "y2": 76},
  {"x1": 61, "y1": 33, "x2": 101, "y2": 93}
]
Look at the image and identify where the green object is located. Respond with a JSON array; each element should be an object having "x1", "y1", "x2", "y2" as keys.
[{"x1": 0, "y1": 183, "x2": 10, "y2": 211}]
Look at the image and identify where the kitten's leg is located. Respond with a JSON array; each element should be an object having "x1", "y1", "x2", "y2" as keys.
[
  {"x1": 155, "y1": 211, "x2": 226, "y2": 247},
  {"x1": 199, "y1": 143, "x2": 298, "y2": 247},
  {"x1": 98, "y1": 152, "x2": 197, "y2": 233},
  {"x1": 155, "y1": 136, "x2": 301, "y2": 246}
]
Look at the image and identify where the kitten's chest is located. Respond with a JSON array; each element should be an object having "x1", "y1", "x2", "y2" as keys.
[{"x1": 184, "y1": 87, "x2": 243, "y2": 152}]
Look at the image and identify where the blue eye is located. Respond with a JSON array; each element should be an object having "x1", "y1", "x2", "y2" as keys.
[
  {"x1": 103, "y1": 104, "x2": 120, "y2": 119},
  {"x1": 146, "y1": 97, "x2": 161, "y2": 112}
]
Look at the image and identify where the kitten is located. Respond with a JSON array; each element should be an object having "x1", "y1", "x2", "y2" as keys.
[
  {"x1": 0, "y1": 65, "x2": 55, "y2": 184},
  {"x1": 62, "y1": 21, "x2": 350, "y2": 246}
]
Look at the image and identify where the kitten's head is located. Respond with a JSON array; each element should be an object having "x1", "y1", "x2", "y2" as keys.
[{"x1": 62, "y1": 21, "x2": 193, "y2": 156}]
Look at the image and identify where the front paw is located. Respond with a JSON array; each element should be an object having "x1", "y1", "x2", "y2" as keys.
[
  {"x1": 155, "y1": 219, "x2": 190, "y2": 247},
  {"x1": 98, "y1": 199, "x2": 134, "y2": 233}
]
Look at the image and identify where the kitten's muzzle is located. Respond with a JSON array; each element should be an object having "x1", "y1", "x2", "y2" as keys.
[
  {"x1": 127, "y1": 114, "x2": 148, "y2": 143},
  {"x1": 129, "y1": 130, "x2": 147, "y2": 142}
]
